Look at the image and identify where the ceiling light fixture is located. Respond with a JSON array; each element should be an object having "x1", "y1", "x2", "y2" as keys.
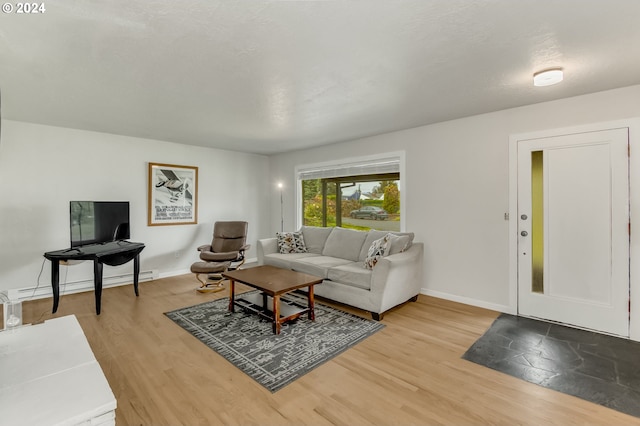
[{"x1": 533, "y1": 68, "x2": 564, "y2": 87}]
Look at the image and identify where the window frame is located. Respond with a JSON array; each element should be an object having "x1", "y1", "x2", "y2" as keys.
[
  {"x1": 316, "y1": 173, "x2": 400, "y2": 227},
  {"x1": 295, "y1": 152, "x2": 405, "y2": 231}
]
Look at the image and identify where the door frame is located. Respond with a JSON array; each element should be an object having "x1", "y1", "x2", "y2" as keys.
[{"x1": 508, "y1": 118, "x2": 640, "y2": 342}]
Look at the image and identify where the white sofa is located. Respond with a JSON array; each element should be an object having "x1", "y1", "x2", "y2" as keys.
[{"x1": 257, "y1": 226, "x2": 424, "y2": 320}]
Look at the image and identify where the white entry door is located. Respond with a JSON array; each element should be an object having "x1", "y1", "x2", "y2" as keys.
[{"x1": 517, "y1": 128, "x2": 630, "y2": 336}]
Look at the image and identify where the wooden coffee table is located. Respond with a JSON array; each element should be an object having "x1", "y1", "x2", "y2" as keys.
[{"x1": 223, "y1": 265, "x2": 323, "y2": 334}]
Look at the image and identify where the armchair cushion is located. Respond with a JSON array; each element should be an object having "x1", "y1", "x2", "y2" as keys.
[
  {"x1": 199, "y1": 250, "x2": 241, "y2": 262},
  {"x1": 198, "y1": 221, "x2": 249, "y2": 262},
  {"x1": 210, "y1": 221, "x2": 248, "y2": 253}
]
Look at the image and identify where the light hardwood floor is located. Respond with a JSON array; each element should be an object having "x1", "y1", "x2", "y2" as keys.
[{"x1": 20, "y1": 275, "x2": 640, "y2": 426}]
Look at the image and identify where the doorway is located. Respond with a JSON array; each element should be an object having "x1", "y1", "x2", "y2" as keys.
[{"x1": 514, "y1": 128, "x2": 630, "y2": 337}]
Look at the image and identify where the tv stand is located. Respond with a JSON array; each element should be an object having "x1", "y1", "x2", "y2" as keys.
[
  {"x1": 44, "y1": 241, "x2": 145, "y2": 315},
  {"x1": 62, "y1": 247, "x2": 84, "y2": 254}
]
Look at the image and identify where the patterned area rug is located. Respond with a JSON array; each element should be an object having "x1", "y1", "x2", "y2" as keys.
[{"x1": 165, "y1": 291, "x2": 385, "y2": 392}]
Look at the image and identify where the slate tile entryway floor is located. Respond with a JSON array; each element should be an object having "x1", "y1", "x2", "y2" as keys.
[{"x1": 463, "y1": 314, "x2": 640, "y2": 418}]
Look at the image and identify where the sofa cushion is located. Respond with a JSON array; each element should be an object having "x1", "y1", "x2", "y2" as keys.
[
  {"x1": 291, "y1": 256, "x2": 352, "y2": 279},
  {"x1": 300, "y1": 226, "x2": 333, "y2": 254},
  {"x1": 390, "y1": 232, "x2": 415, "y2": 252},
  {"x1": 327, "y1": 262, "x2": 372, "y2": 290},
  {"x1": 358, "y1": 230, "x2": 389, "y2": 261},
  {"x1": 263, "y1": 253, "x2": 318, "y2": 270},
  {"x1": 322, "y1": 227, "x2": 368, "y2": 262},
  {"x1": 364, "y1": 234, "x2": 390, "y2": 269},
  {"x1": 388, "y1": 233, "x2": 412, "y2": 255},
  {"x1": 277, "y1": 231, "x2": 307, "y2": 253}
]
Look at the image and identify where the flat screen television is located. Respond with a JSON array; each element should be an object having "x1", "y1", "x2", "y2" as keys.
[{"x1": 70, "y1": 201, "x2": 130, "y2": 247}]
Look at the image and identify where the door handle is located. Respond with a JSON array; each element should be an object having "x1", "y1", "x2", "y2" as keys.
[{"x1": 521, "y1": 231, "x2": 528, "y2": 237}]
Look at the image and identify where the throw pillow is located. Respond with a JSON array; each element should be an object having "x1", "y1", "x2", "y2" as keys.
[
  {"x1": 387, "y1": 233, "x2": 411, "y2": 255},
  {"x1": 277, "y1": 231, "x2": 308, "y2": 254},
  {"x1": 363, "y1": 234, "x2": 390, "y2": 270}
]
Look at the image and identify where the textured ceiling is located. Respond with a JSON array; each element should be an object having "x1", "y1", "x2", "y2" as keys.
[{"x1": 1, "y1": 1, "x2": 640, "y2": 154}]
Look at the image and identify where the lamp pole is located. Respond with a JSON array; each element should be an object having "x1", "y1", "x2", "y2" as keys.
[{"x1": 278, "y1": 182, "x2": 284, "y2": 232}]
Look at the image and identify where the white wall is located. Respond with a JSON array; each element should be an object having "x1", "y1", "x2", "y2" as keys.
[
  {"x1": 268, "y1": 85, "x2": 640, "y2": 313},
  {"x1": 0, "y1": 120, "x2": 270, "y2": 293},
  {"x1": 4, "y1": 85, "x2": 639, "y2": 325}
]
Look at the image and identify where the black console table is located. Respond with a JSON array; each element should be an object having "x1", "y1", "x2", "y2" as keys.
[{"x1": 44, "y1": 241, "x2": 145, "y2": 315}]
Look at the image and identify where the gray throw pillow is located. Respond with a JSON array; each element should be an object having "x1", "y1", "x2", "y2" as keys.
[{"x1": 387, "y1": 233, "x2": 412, "y2": 255}]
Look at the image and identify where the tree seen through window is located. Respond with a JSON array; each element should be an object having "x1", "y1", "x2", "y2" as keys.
[{"x1": 302, "y1": 173, "x2": 400, "y2": 231}]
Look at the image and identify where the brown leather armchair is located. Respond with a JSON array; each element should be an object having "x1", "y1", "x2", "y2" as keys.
[{"x1": 191, "y1": 221, "x2": 250, "y2": 293}]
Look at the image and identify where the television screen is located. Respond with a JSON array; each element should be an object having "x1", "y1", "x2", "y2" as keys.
[{"x1": 70, "y1": 201, "x2": 130, "y2": 247}]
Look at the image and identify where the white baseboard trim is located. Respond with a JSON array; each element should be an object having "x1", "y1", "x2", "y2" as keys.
[
  {"x1": 8, "y1": 269, "x2": 160, "y2": 302},
  {"x1": 159, "y1": 269, "x2": 191, "y2": 279},
  {"x1": 420, "y1": 287, "x2": 516, "y2": 315},
  {"x1": 12, "y1": 258, "x2": 264, "y2": 302}
]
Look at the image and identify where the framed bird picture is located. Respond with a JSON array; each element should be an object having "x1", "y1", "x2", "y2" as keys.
[{"x1": 148, "y1": 162, "x2": 198, "y2": 226}]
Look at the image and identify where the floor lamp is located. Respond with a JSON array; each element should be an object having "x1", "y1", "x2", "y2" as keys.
[{"x1": 278, "y1": 182, "x2": 284, "y2": 232}]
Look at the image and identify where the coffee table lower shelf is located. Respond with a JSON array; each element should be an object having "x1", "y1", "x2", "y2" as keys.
[
  {"x1": 235, "y1": 292, "x2": 310, "y2": 330},
  {"x1": 223, "y1": 265, "x2": 323, "y2": 335}
]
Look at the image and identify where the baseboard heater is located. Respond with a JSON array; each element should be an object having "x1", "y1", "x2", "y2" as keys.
[{"x1": 8, "y1": 269, "x2": 160, "y2": 302}]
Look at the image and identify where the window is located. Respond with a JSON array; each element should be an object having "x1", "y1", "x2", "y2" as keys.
[{"x1": 298, "y1": 155, "x2": 402, "y2": 232}]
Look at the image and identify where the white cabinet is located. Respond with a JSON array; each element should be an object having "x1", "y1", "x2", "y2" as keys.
[{"x1": 0, "y1": 315, "x2": 116, "y2": 426}]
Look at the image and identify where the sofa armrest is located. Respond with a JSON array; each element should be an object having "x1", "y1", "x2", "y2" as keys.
[
  {"x1": 370, "y1": 242, "x2": 424, "y2": 312},
  {"x1": 257, "y1": 237, "x2": 278, "y2": 265}
]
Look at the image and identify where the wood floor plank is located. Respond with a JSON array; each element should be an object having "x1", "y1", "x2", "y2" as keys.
[{"x1": 16, "y1": 274, "x2": 640, "y2": 425}]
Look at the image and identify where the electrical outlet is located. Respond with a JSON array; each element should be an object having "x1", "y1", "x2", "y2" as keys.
[{"x1": 174, "y1": 251, "x2": 181, "y2": 258}]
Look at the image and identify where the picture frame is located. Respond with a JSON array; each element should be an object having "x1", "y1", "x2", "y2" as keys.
[{"x1": 148, "y1": 162, "x2": 198, "y2": 226}]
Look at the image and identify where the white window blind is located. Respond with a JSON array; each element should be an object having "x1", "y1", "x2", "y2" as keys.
[{"x1": 297, "y1": 157, "x2": 400, "y2": 180}]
